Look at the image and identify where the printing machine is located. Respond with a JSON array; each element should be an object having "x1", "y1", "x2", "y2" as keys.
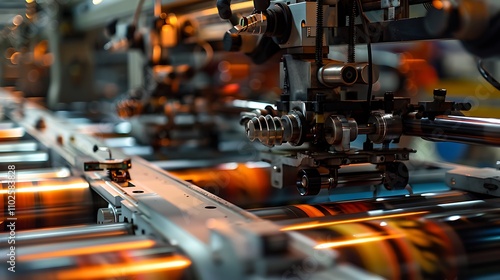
[{"x1": 0, "y1": 0, "x2": 500, "y2": 279}]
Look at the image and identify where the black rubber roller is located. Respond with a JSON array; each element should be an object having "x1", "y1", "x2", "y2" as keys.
[
  {"x1": 382, "y1": 162, "x2": 409, "y2": 190},
  {"x1": 297, "y1": 169, "x2": 322, "y2": 196},
  {"x1": 223, "y1": 32, "x2": 242, "y2": 52},
  {"x1": 217, "y1": 0, "x2": 232, "y2": 19}
]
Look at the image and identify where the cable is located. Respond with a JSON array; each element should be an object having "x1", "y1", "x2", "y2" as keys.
[
  {"x1": 315, "y1": 0, "x2": 324, "y2": 67},
  {"x1": 477, "y1": 58, "x2": 500, "y2": 91},
  {"x1": 347, "y1": 1, "x2": 356, "y2": 63},
  {"x1": 354, "y1": 0, "x2": 373, "y2": 105}
]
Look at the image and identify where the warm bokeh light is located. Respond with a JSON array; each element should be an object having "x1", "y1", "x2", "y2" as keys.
[
  {"x1": 161, "y1": 24, "x2": 176, "y2": 47},
  {"x1": 0, "y1": 180, "x2": 88, "y2": 194},
  {"x1": 167, "y1": 13, "x2": 178, "y2": 25},
  {"x1": 0, "y1": 127, "x2": 24, "y2": 138},
  {"x1": 433, "y1": 0, "x2": 444, "y2": 10},
  {"x1": 280, "y1": 211, "x2": 429, "y2": 231},
  {"x1": 152, "y1": 45, "x2": 161, "y2": 64}
]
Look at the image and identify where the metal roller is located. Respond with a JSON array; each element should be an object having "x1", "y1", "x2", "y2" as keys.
[
  {"x1": 0, "y1": 151, "x2": 49, "y2": 170},
  {"x1": 0, "y1": 167, "x2": 71, "y2": 180},
  {"x1": 249, "y1": 191, "x2": 479, "y2": 221},
  {"x1": 0, "y1": 177, "x2": 106, "y2": 231},
  {"x1": 279, "y1": 203, "x2": 500, "y2": 279},
  {"x1": 318, "y1": 63, "x2": 359, "y2": 87},
  {"x1": 0, "y1": 235, "x2": 194, "y2": 280},
  {"x1": 403, "y1": 115, "x2": 500, "y2": 146},
  {"x1": 0, "y1": 223, "x2": 132, "y2": 248}
]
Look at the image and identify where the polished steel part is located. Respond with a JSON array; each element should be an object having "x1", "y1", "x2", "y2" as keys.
[
  {"x1": 368, "y1": 113, "x2": 403, "y2": 144},
  {"x1": 446, "y1": 166, "x2": 500, "y2": 197},
  {"x1": 0, "y1": 235, "x2": 193, "y2": 279},
  {"x1": 246, "y1": 110, "x2": 303, "y2": 147},
  {"x1": 0, "y1": 177, "x2": 100, "y2": 230},
  {"x1": 0, "y1": 90, "x2": 361, "y2": 279},
  {"x1": 355, "y1": 63, "x2": 380, "y2": 84},
  {"x1": 233, "y1": 13, "x2": 268, "y2": 35},
  {"x1": 403, "y1": 115, "x2": 500, "y2": 146},
  {"x1": 250, "y1": 191, "x2": 477, "y2": 221},
  {"x1": 0, "y1": 141, "x2": 37, "y2": 152},
  {"x1": 0, "y1": 223, "x2": 132, "y2": 247},
  {"x1": 296, "y1": 167, "x2": 384, "y2": 196},
  {"x1": 0, "y1": 167, "x2": 71, "y2": 180},
  {"x1": 318, "y1": 63, "x2": 358, "y2": 86},
  {"x1": 2, "y1": 0, "x2": 500, "y2": 278},
  {"x1": 324, "y1": 115, "x2": 358, "y2": 151}
]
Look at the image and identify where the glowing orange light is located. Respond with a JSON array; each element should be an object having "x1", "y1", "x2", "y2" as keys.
[
  {"x1": 0, "y1": 127, "x2": 23, "y2": 138},
  {"x1": 0, "y1": 181, "x2": 88, "y2": 194},
  {"x1": 296, "y1": 205, "x2": 325, "y2": 218},
  {"x1": 167, "y1": 13, "x2": 178, "y2": 25},
  {"x1": 433, "y1": 0, "x2": 444, "y2": 10},
  {"x1": 56, "y1": 255, "x2": 191, "y2": 279},
  {"x1": 194, "y1": 1, "x2": 254, "y2": 17},
  {"x1": 221, "y1": 83, "x2": 240, "y2": 95},
  {"x1": 280, "y1": 211, "x2": 428, "y2": 231},
  {"x1": 401, "y1": 58, "x2": 427, "y2": 65},
  {"x1": 315, "y1": 233, "x2": 405, "y2": 249},
  {"x1": 33, "y1": 40, "x2": 48, "y2": 61},
  {"x1": 152, "y1": 45, "x2": 161, "y2": 64},
  {"x1": 161, "y1": 24, "x2": 176, "y2": 47},
  {"x1": 19, "y1": 239, "x2": 155, "y2": 261}
]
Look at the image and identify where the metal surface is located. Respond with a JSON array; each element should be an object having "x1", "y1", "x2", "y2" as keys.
[
  {"x1": 404, "y1": 115, "x2": 500, "y2": 146},
  {"x1": 0, "y1": 223, "x2": 132, "y2": 247},
  {"x1": 250, "y1": 191, "x2": 479, "y2": 221},
  {"x1": 0, "y1": 177, "x2": 101, "y2": 230},
  {"x1": 282, "y1": 207, "x2": 500, "y2": 280},
  {"x1": 0, "y1": 0, "x2": 500, "y2": 279},
  {"x1": 446, "y1": 166, "x2": 500, "y2": 197},
  {"x1": 0, "y1": 235, "x2": 193, "y2": 280}
]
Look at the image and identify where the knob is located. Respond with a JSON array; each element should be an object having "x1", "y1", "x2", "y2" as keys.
[
  {"x1": 97, "y1": 208, "x2": 116, "y2": 224},
  {"x1": 297, "y1": 169, "x2": 322, "y2": 196},
  {"x1": 382, "y1": 162, "x2": 409, "y2": 190}
]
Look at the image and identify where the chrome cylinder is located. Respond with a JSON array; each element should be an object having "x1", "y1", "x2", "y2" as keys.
[
  {"x1": 0, "y1": 177, "x2": 104, "y2": 231},
  {"x1": 0, "y1": 235, "x2": 193, "y2": 279},
  {"x1": 317, "y1": 63, "x2": 358, "y2": 87},
  {"x1": 368, "y1": 113, "x2": 403, "y2": 144},
  {"x1": 355, "y1": 63, "x2": 379, "y2": 84},
  {"x1": 403, "y1": 115, "x2": 500, "y2": 146},
  {"x1": 0, "y1": 223, "x2": 132, "y2": 247}
]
